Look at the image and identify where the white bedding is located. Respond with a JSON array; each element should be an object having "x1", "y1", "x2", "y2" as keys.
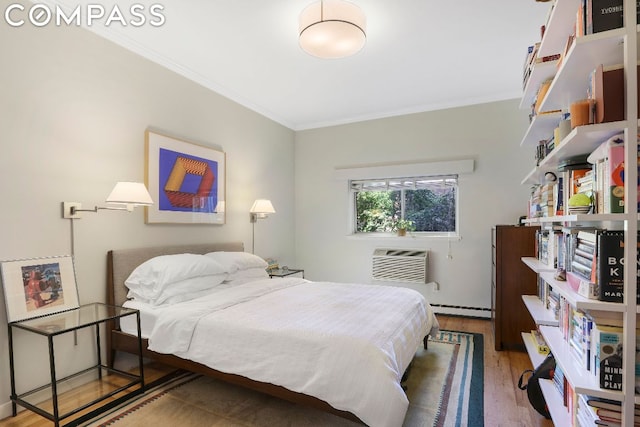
[{"x1": 122, "y1": 277, "x2": 438, "y2": 427}]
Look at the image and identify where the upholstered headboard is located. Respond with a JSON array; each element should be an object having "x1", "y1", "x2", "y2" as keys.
[{"x1": 107, "y1": 242, "x2": 244, "y2": 306}]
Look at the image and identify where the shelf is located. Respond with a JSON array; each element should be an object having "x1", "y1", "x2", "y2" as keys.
[
  {"x1": 521, "y1": 256, "x2": 556, "y2": 273},
  {"x1": 519, "y1": 0, "x2": 581, "y2": 111},
  {"x1": 523, "y1": 213, "x2": 629, "y2": 224},
  {"x1": 539, "y1": 325, "x2": 625, "y2": 401},
  {"x1": 539, "y1": 271, "x2": 627, "y2": 312},
  {"x1": 522, "y1": 295, "x2": 559, "y2": 327},
  {"x1": 539, "y1": 379, "x2": 572, "y2": 426},
  {"x1": 521, "y1": 61, "x2": 560, "y2": 112},
  {"x1": 539, "y1": 29, "x2": 627, "y2": 112},
  {"x1": 520, "y1": 111, "x2": 563, "y2": 147},
  {"x1": 537, "y1": 0, "x2": 581, "y2": 58},
  {"x1": 520, "y1": 120, "x2": 627, "y2": 185},
  {"x1": 541, "y1": 121, "x2": 626, "y2": 160}
]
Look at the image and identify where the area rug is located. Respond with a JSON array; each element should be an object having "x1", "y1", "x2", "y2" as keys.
[{"x1": 84, "y1": 330, "x2": 483, "y2": 427}]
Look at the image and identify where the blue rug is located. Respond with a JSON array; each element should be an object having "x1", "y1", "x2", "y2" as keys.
[{"x1": 403, "y1": 330, "x2": 484, "y2": 427}]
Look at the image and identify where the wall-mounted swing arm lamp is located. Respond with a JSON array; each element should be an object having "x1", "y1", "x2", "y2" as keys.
[
  {"x1": 62, "y1": 182, "x2": 154, "y2": 219},
  {"x1": 250, "y1": 199, "x2": 275, "y2": 254}
]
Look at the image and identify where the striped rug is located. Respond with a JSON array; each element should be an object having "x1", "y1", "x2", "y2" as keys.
[{"x1": 84, "y1": 330, "x2": 483, "y2": 427}]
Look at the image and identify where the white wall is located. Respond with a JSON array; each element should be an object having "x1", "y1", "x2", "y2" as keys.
[
  {"x1": 0, "y1": 9, "x2": 295, "y2": 418},
  {"x1": 294, "y1": 100, "x2": 532, "y2": 316}
]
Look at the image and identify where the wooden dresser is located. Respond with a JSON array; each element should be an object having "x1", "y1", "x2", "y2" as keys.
[{"x1": 491, "y1": 225, "x2": 539, "y2": 351}]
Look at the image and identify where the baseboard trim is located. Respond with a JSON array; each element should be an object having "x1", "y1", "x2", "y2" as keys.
[
  {"x1": 0, "y1": 400, "x2": 18, "y2": 422},
  {"x1": 431, "y1": 304, "x2": 491, "y2": 319}
]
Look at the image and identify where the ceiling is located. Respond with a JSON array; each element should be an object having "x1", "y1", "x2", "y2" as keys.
[{"x1": 74, "y1": 0, "x2": 550, "y2": 130}]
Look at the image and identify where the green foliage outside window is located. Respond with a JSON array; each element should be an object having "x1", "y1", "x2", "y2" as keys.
[{"x1": 355, "y1": 186, "x2": 456, "y2": 234}]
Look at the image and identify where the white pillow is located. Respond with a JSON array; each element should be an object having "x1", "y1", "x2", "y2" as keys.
[
  {"x1": 224, "y1": 267, "x2": 270, "y2": 285},
  {"x1": 128, "y1": 275, "x2": 227, "y2": 306},
  {"x1": 125, "y1": 253, "x2": 228, "y2": 301},
  {"x1": 204, "y1": 251, "x2": 268, "y2": 273}
]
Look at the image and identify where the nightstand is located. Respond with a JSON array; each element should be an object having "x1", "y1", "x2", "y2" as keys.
[
  {"x1": 8, "y1": 302, "x2": 145, "y2": 426},
  {"x1": 268, "y1": 268, "x2": 304, "y2": 278}
]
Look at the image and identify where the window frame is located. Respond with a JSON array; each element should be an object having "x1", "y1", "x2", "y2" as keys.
[
  {"x1": 349, "y1": 174, "x2": 460, "y2": 238},
  {"x1": 334, "y1": 158, "x2": 473, "y2": 240}
]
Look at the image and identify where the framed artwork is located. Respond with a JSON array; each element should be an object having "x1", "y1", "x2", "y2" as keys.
[
  {"x1": 145, "y1": 130, "x2": 226, "y2": 224},
  {"x1": 1, "y1": 255, "x2": 80, "y2": 323}
]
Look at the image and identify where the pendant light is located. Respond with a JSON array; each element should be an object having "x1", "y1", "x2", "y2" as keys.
[{"x1": 298, "y1": 0, "x2": 366, "y2": 59}]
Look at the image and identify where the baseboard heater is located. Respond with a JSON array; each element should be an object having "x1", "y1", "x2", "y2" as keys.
[{"x1": 429, "y1": 304, "x2": 490, "y2": 313}]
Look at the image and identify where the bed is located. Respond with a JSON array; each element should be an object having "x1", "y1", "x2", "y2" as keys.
[{"x1": 106, "y1": 242, "x2": 439, "y2": 427}]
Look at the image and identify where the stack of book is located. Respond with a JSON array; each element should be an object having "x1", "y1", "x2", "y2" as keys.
[
  {"x1": 536, "y1": 228, "x2": 562, "y2": 268},
  {"x1": 552, "y1": 364, "x2": 566, "y2": 407},
  {"x1": 582, "y1": 395, "x2": 640, "y2": 426},
  {"x1": 529, "y1": 185, "x2": 543, "y2": 218},
  {"x1": 572, "y1": 170, "x2": 594, "y2": 213},
  {"x1": 569, "y1": 309, "x2": 590, "y2": 368},
  {"x1": 557, "y1": 154, "x2": 593, "y2": 215},
  {"x1": 529, "y1": 182, "x2": 561, "y2": 218},
  {"x1": 567, "y1": 230, "x2": 598, "y2": 299},
  {"x1": 546, "y1": 286, "x2": 560, "y2": 319}
]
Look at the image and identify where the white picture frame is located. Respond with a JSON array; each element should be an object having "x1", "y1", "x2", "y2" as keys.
[
  {"x1": 1, "y1": 255, "x2": 80, "y2": 323},
  {"x1": 145, "y1": 130, "x2": 226, "y2": 224}
]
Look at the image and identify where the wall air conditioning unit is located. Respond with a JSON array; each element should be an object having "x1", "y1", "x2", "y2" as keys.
[{"x1": 372, "y1": 248, "x2": 429, "y2": 284}]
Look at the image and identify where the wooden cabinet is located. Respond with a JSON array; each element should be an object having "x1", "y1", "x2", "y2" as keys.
[{"x1": 491, "y1": 225, "x2": 539, "y2": 351}]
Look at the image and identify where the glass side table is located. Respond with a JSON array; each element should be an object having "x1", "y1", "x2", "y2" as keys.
[
  {"x1": 268, "y1": 268, "x2": 304, "y2": 278},
  {"x1": 8, "y1": 302, "x2": 144, "y2": 427}
]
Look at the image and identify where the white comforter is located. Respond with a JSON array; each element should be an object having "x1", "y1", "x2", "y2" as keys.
[{"x1": 146, "y1": 278, "x2": 437, "y2": 427}]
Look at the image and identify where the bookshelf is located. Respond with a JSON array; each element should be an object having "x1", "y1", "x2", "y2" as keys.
[
  {"x1": 522, "y1": 295, "x2": 558, "y2": 326},
  {"x1": 521, "y1": 120, "x2": 627, "y2": 184},
  {"x1": 518, "y1": 0, "x2": 638, "y2": 425}
]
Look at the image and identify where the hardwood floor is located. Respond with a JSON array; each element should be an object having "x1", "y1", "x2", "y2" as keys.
[
  {"x1": 0, "y1": 315, "x2": 553, "y2": 427},
  {"x1": 436, "y1": 315, "x2": 554, "y2": 427}
]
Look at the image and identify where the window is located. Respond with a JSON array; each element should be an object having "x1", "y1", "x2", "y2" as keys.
[{"x1": 350, "y1": 175, "x2": 458, "y2": 235}]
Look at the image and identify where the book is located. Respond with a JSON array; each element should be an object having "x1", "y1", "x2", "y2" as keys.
[
  {"x1": 590, "y1": 0, "x2": 624, "y2": 34},
  {"x1": 594, "y1": 420, "x2": 622, "y2": 427},
  {"x1": 597, "y1": 230, "x2": 624, "y2": 302},
  {"x1": 528, "y1": 329, "x2": 549, "y2": 354},
  {"x1": 595, "y1": 230, "x2": 640, "y2": 303},
  {"x1": 586, "y1": 396, "x2": 636, "y2": 413},
  {"x1": 593, "y1": 64, "x2": 625, "y2": 124},
  {"x1": 567, "y1": 230, "x2": 599, "y2": 296},
  {"x1": 594, "y1": 324, "x2": 623, "y2": 390},
  {"x1": 596, "y1": 408, "x2": 640, "y2": 422},
  {"x1": 586, "y1": 396, "x2": 640, "y2": 418},
  {"x1": 608, "y1": 141, "x2": 625, "y2": 213}
]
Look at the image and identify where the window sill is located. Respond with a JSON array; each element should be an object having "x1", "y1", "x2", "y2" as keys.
[{"x1": 346, "y1": 233, "x2": 461, "y2": 241}]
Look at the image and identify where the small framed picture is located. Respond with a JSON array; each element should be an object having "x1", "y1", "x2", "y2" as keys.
[{"x1": 1, "y1": 255, "x2": 80, "y2": 323}]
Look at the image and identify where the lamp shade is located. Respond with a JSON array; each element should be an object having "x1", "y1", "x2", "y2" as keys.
[
  {"x1": 250, "y1": 199, "x2": 276, "y2": 214},
  {"x1": 106, "y1": 182, "x2": 153, "y2": 207},
  {"x1": 299, "y1": 0, "x2": 366, "y2": 59}
]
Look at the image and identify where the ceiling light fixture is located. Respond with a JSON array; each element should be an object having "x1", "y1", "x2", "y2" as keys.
[{"x1": 299, "y1": 0, "x2": 366, "y2": 59}]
